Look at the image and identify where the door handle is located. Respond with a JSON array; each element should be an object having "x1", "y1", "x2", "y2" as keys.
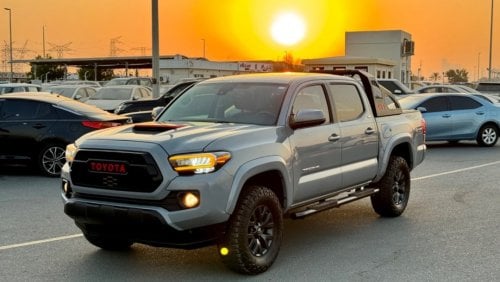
[
  {"x1": 442, "y1": 114, "x2": 451, "y2": 118},
  {"x1": 33, "y1": 124, "x2": 46, "y2": 129},
  {"x1": 328, "y1": 134, "x2": 340, "y2": 142},
  {"x1": 365, "y1": 127, "x2": 375, "y2": 134},
  {"x1": 475, "y1": 111, "x2": 485, "y2": 115}
]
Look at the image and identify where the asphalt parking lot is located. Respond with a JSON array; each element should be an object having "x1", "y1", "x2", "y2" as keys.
[{"x1": 0, "y1": 141, "x2": 499, "y2": 281}]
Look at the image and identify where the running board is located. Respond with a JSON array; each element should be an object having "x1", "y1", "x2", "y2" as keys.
[{"x1": 291, "y1": 187, "x2": 379, "y2": 219}]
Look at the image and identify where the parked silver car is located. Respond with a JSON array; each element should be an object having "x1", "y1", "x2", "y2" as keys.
[
  {"x1": 0, "y1": 83, "x2": 42, "y2": 94},
  {"x1": 85, "y1": 85, "x2": 152, "y2": 112}
]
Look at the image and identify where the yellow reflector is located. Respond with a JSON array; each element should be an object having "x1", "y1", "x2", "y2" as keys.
[{"x1": 220, "y1": 247, "x2": 229, "y2": 256}]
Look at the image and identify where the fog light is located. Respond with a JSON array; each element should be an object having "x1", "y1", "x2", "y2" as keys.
[{"x1": 179, "y1": 192, "x2": 200, "y2": 209}]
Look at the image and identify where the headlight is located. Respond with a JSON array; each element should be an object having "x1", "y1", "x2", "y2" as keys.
[
  {"x1": 169, "y1": 152, "x2": 231, "y2": 174},
  {"x1": 65, "y1": 143, "x2": 78, "y2": 163}
]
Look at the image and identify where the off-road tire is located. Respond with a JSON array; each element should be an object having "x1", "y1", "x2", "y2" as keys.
[
  {"x1": 370, "y1": 156, "x2": 410, "y2": 217},
  {"x1": 476, "y1": 124, "x2": 498, "y2": 147},
  {"x1": 218, "y1": 185, "x2": 283, "y2": 275},
  {"x1": 83, "y1": 233, "x2": 133, "y2": 251},
  {"x1": 38, "y1": 143, "x2": 66, "y2": 177}
]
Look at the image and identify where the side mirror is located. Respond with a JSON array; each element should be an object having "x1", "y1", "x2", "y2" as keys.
[
  {"x1": 74, "y1": 94, "x2": 82, "y2": 100},
  {"x1": 394, "y1": 89, "x2": 402, "y2": 94},
  {"x1": 289, "y1": 109, "x2": 326, "y2": 129},
  {"x1": 151, "y1": 106, "x2": 165, "y2": 120},
  {"x1": 416, "y1": 106, "x2": 427, "y2": 113}
]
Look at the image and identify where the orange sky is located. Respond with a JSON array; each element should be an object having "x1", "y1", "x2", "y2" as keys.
[{"x1": 1, "y1": 0, "x2": 499, "y2": 80}]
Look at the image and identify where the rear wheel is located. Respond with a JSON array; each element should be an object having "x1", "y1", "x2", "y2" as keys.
[
  {"x1": 38, "y1": 143, "x2": 66, "y2": 177},
  {"x1": 476, "y1": 124, "x2": 498, "y2": 147},
  {"x1": 370, "y1": 156, "x2": 410, "y2": 217},
  {"x1": 218, "y1": 185, "x2": 283, "y2": 275}
]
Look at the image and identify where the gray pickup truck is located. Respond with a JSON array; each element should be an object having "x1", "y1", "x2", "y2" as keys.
[{"x1": 61, "y1": 70, "x2": 426, "y2": 274}]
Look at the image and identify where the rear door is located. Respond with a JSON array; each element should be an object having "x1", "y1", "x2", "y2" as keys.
[
  {"x1": 327, "y1": 83, "x2": 379, "y2": 187},
  {"x1": 0, "y1": 99, "x2": 56, "y2": 159},
  {"x1": 448, "y1": 95, "x2": 485, "y2": 139}
]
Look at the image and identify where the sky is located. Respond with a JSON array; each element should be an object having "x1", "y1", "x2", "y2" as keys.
[{"x1": 1, "y1": 0, "x2": 499, "y2": 80}]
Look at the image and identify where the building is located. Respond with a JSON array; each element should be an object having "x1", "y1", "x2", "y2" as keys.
[
  {"x1": 302, "y1": 56, "x2": 396, "y2": 79},
  {"x1": 159, "y1": 55, "x2": 273, "y2": 84},
  {"x1": 302, "y1": 30, "x2": 414, "y2": 84}
]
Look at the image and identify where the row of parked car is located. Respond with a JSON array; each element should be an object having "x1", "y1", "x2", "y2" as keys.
[
  {"x1": 0, "y1": 78, "x2": 200, "y2": 176},
  {"x1": 2, "y1": 73, "x2": 500, "y2": 177}
]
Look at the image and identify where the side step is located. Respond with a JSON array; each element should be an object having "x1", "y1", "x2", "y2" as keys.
[{"x1": 291, "y1": 187, "x2": 379, "y2": 219}]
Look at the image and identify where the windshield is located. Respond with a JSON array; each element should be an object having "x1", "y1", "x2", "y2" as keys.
[
  {"x1": 90, "y1": 88, "x2": 132, "y2": 100},
  {"x1": 105, "y1": 79, "x2": 128, "y2": 86},
  {"x1": 49, "y1": 87, "x2": 74, "y2": 98},
  {"x1": 157, "y1": 82, "x2": 287, "y2": 125}
]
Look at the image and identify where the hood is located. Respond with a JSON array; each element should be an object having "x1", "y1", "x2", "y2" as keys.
[
  {"x1": 86, "y1": 99, "x2": 126, "y2": 111},
  {"x1": 76, "y1": 121, "x2": 279, "y2": 155}
]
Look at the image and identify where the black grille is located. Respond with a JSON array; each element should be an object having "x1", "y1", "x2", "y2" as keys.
[{"x1": 70, "y1": 150, "x2": 163, "y2": 192}]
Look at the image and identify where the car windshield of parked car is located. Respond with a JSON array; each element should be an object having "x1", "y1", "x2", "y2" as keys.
[
  {"x1": 105, "y1": 79, "x2": 128, "y2": 86},
  {"x1": 90, "y1": 88, "x2": 132, "y2": 100},
  {"x1": 157, "y1": 82, "x2": 287, "y2": 125},
  {"x1": 48, "y1": 87, "x2": 75, "y2": 98}
]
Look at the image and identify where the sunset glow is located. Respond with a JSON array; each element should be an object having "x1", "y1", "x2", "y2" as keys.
[
  {"x1": 0, "y1": 0, "x2": 499, "y2": 79},
  {"x1": 270, "y1": 12, "x2": 306, "y2": 46}
]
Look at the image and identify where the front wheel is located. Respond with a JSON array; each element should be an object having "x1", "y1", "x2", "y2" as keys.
[
  {"x1": 218, "y1": 185, "x2": 283, "y2": 275},
  {"x1": 38, "y1": 143, "x2": 66, "y2": 177},
  {"x1": 370, "y1": 156, "x2": 410, "y2": 217},
  {"x1": 477, "y1": 124, "x2": 498, "y2": 147}
]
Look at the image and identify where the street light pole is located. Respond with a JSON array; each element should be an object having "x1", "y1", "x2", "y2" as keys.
[
  {"x1": 488, "y1": 0, "x2": 494, "y2": 80},
  {"x1": 4, "y1": 8, "x2": 13, "y2": 82}
]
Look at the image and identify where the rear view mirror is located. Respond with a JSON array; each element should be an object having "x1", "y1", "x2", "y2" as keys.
[{"x1": 417, "y1": 107, "x2": 427, "y2": 113}]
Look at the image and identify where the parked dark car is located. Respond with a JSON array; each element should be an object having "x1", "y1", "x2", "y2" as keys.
[
  {"x1": 114, "y1": 79, "x2": 200, "y2": 116},
  {"x1": 0, "y1": 93, "x2": 131, "y2": 176}
]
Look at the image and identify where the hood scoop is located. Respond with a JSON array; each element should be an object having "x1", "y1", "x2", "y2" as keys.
[{"x1": 133, "y1": 123, "x2": 186, "y2": 133}]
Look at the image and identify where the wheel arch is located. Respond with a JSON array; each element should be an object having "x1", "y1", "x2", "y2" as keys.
[
  {"x1": 225, "y1": 157, "x2": 291, "y2": 214},
  {"x1": 374, "y1": 140, "x2": 413, "y2": 183}
]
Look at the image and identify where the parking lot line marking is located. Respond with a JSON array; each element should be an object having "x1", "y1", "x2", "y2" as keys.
[
  {"x1": 412, "y1": 160, "x2": 500, "y2": 181},
  {"x1": 0, "y1": 234, "x2": 83, "y2": 251}
]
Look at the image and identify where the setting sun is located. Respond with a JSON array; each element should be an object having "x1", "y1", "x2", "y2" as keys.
[{"x1": 270, "y1": 12, "x2": 306, "y2": 46}]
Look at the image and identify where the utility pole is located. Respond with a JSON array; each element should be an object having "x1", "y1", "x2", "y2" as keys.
[
  {"x1": 151, "y1": 0, "x2": 160, "y2": 98},
  {"x1": 488, "y1": 0, "x2": 494, "y2": 80},
  {"x1": 4, "y1": 8, "x2": 13, "y2": 82}
]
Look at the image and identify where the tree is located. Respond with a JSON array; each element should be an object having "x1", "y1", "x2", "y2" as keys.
[
  {"x1": 445, "y1": 69, "x2": 469, "y2": 83},
  {"x1": 430, "y1": 72, "x2": 441, "y2": 82},
  {"x1": 26, "y1": 55, "x2": 66, "y2": 82},
  {"x1": 77, "y1": 66, "x2": 114, "y2": 81}
]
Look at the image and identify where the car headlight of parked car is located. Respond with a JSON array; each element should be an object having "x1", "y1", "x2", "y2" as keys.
[{"x1": 65, "y1": 143, "x2": 78, "y2": 164}]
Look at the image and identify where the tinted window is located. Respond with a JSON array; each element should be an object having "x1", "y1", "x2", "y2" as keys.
[
  {"x1": 419, "y1": 97, "x2": 448, "y2": 112},
  {"x1": 449, "y1": 96, "x2": 482, "y2": 110},
  {"x1": 328, "y1": 84, "x2": 364, "y2": 122},
  {"x1": 292, "y1": 85, "x2": 330, "y2": 123},
  {"x1": 0, "y1": 100, "x2": 56, "y2": 120}
]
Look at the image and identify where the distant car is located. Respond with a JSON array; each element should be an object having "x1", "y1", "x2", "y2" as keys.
[
  {"x1": 415, "y1": 84, "x2": 480, "y2": 94},
  {"x1": 114, "y1": 79, "x2": 200, "y2": 116},
  {"x1": 47, "y1": 85, "x2": 98, "y2": 102},
  {"x1": 0, "y1": 83, "x2": 42, "y2": 94},
  {"x1": 60, "y1": 80, "x2": 102, "y2": 88},
  {"x1": 105, "y1": 77, "x2": 154, "y2": 87},
  {"x1": 377, "y1": 79, "x2": 414, "y2": 96},
  {"x1": 0, "y1": 93, "x2": 131, "y2": 176},
  {"x1": 85, "y1": 85, "x2": 152, "y2": 112},
  {"x1": 475, "y1": 81, "x2": 500, "y2": 96},
  {"x1": 399, "y1": 93, "x2": 500, "y2": 146}
]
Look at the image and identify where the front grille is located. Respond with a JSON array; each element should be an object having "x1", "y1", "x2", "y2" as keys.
[{"x1": 70, "y1": 150, "x2": 163, "y2": 192}]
